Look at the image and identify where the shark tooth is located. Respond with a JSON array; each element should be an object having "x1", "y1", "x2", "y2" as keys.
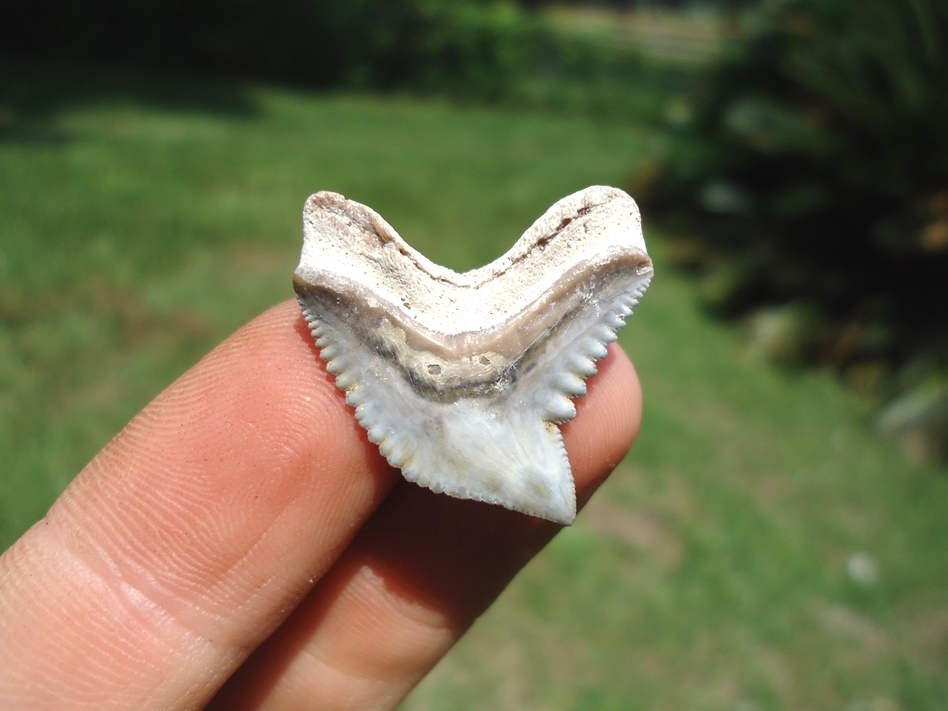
[{"x1": 293, "y1": 186, "x2": 652, "y2": 525}]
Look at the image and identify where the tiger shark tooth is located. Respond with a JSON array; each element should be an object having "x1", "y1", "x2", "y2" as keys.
[{"x1": 293, "y1": 186, "x2": 652, "y2": 525}]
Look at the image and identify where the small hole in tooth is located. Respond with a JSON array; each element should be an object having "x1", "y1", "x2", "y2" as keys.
[
  {"x1": 427, "y1": 364, "x2": 442, "y2": 375},
  {"x1": 479, "y1": 355, "x2": 491, "y2": 366}
]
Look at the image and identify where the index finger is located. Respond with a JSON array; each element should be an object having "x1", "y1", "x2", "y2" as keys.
[
  {"x1": 0, "y1": 298, "x2": 641, "y2": 710},
  {"x1": 0, "y1": 301, "x2": 399, "y2": 708}
]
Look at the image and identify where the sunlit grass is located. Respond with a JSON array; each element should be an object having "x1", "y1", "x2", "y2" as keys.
[
  {"x1": 545, "y1": 4, "x2": 731, "y2": 65},
  {"x1": 1, "y1": 57, "x2": 945, "y2": 710}
]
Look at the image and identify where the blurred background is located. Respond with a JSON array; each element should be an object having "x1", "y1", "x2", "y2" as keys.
[{"x1": 1, "y1": 0, "x2": 946, "y2": 708}]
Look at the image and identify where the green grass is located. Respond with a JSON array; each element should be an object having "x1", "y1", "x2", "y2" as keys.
[{"x1": 1, "y1": 57, "x2": 946, "y2": 710}]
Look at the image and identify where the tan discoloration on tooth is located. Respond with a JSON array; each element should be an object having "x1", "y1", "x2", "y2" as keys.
[{"x1": 294, "y1": 186, "x2": 652, "y2": 525}]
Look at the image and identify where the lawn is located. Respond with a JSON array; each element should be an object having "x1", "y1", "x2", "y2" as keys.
[{"x1": 1, "y1": 57, "x2": 946, "y2": 710}]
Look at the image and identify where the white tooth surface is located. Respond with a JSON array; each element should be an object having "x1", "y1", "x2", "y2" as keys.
[{"x1": 294, "y1": 186, "x2": 653, "y2": 525}]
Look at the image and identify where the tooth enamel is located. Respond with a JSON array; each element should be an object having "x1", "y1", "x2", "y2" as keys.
[{"x1": 294, "y1": 186, "x2": 652, "y2": 525}]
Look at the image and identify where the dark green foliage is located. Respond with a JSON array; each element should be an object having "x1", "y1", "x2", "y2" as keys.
[
  {"x1": 0, "y1": 0, "x2": 537, "y2": 99},
  {"x1": 0, "y1": 0, "x2": 656, "y2": 110},
  {"x1": 636, "y1": 0, "x2": 948, "y2": 458}
]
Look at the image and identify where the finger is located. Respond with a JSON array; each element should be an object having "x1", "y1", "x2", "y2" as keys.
[
  {"x1": 209, "y1": 346, "x2": 642, "y2": 710},
  {"x1": 0, "y1": 301, "x2": 400, "y2": 709}
]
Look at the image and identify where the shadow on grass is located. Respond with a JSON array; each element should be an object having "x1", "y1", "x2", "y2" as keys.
[{"x1": 0, "y1": 53, "x2": 263, "y2": 144}]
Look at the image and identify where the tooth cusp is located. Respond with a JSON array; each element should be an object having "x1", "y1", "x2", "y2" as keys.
[{"x1": 543, "y1": 395, "x2": 578, "y2": 423}]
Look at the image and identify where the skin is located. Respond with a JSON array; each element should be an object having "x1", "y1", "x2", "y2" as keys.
[{"x1": 0, "y1": 300, "x2": 642, "y2": 710}]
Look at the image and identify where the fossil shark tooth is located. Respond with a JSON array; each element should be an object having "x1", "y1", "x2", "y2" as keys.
[{"x1": 293, "y1": 186, "x2": 652, "y2": 525}]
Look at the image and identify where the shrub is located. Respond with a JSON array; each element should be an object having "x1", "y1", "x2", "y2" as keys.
[
  {"x1": 635, "y1": 0, "x2": 948, "y2": 460},
  {"x1": 0, "y1": 1, "x2": 545, "y2": 99}
]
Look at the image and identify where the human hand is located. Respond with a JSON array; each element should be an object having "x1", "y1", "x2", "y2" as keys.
[{"x1": 0, "y1": 300, "x2": 642, "y2": 710}]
